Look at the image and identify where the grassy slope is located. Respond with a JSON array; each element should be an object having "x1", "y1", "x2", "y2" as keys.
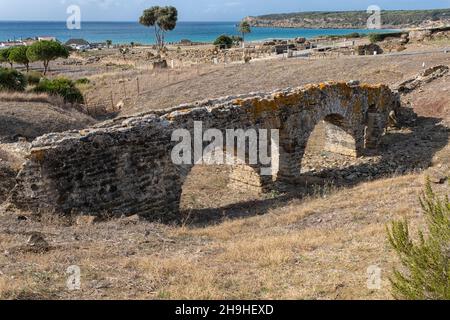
[{"x1": 0, "y1": 174, "x2": 447, "y2": 299}]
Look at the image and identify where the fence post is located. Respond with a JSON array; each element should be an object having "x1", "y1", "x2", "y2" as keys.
[
  {"x1": 136, "y1": 77, "x2": 140, "y2": 95},
  {"x1": 110, "y1": 91, "x2": 114, "y2": 110}
]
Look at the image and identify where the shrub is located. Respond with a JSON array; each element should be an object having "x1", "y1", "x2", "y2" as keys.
[
  {"x1": 387, "y1": 180, "x2": 450, "y2": 300},
  {"x1": 369, "y1": 32, "x2": 406, "y2": 43},
  {"x1": 0, "y1": 67, "x2": 27, "y2": 91},
  {"x1": 34, "y1": 77, "x2": 84, "y2": 104},
  {"x1": 346, "y1": 32, "x2": 362, "y2": 38},
  {"x1": 214, "y1": 35, "x2": 233, "y2": 49},
  {"x1": 369, "y1": 34, "x2": 384, "y2": 43},
  {"x1": 25, "y1": 71, "x2": 43, "y2": 86}
]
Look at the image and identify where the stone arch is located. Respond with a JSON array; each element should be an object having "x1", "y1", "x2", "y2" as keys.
[
  {"x1": 276, "y1": 107, "x2": 365, "y2": 184},
  {"x1": 321, "y1": 113, "x2": 359, "y2": 157},
  {"x1": 9, "y1": 82, "x2": 399, "y2": 220},
  {"x1": 167, "y1": 127, "x2": 273, "y2": 216}
]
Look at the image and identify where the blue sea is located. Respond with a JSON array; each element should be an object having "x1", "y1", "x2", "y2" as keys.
[{"x1": 0, "y1": 21, "x2": 395, "y2": 44}]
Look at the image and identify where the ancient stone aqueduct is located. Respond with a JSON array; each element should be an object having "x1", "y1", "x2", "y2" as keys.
[{"x1": 9, "y1": 82, "x2": 400, "y2": 220}]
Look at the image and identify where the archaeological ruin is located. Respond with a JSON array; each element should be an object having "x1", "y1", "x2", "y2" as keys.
[{"x1": 8, "y1": 82, "x2": 400, "y2": 220}]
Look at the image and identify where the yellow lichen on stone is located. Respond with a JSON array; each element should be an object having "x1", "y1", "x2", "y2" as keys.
[
  {"x1": 31, "y1": 149, "x2": 46, "y2": 163},
  {"x1": 273, "y1": 92, "x2": 303, "y2": 108},
  {"x1": 352, "y1": 98, "x2": 363, "y2": 114},
  {"x1": 251, "y1": 98, "x2": 279, "y2": 117}
]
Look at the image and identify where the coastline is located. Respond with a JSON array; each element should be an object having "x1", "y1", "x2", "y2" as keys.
[{"x1": 0, "y1": 21, "x2": 400, "y2": 45}]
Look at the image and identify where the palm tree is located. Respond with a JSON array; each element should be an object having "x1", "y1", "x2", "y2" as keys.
[{"x1": 238, "y1": 21, "x2": 251, "y2": 48}]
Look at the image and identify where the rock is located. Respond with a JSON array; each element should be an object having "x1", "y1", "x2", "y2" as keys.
[
  {"x1": 409, "y1": 29, "x2": 433, "y2": 42},
  {"x1": 76, "y1": 215, "x2": 97, "y2": 226},
  {"x1": 115, "y1": 100, "x2": 124, "y2": 110},
  {"x1": 26, "y1": 232, "x2": 50, "y2": 253},
  {"x1": 427, "y1": 168, "x2": 448, "y2": 184},
  {"x1": 347, "y1": 80, "x2": 360, "y2": 86},
  {"x1": 121, "y1": 214, "x2": 140, "y2": 224},
  {"x1": 395, "y1": 65, "x2": 449, "y2": 94},
  {"x1": 345, "y1": 173, "x2": 358, "y2": 181},
  {"x1": 356, "y1": 43, "x2": 383, "y2": 56},
  {"x1": 151, "y1": 59, "x2": 168, "y2": 69}
]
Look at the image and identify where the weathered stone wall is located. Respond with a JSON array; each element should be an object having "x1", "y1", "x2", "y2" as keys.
[{"x1": 9, "y1": 82, "x2": 400, "y2": 220}]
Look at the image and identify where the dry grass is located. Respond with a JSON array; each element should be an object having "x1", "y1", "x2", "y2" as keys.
[
  {"x1": 0, "y1": 42, "x2": 449, "y2": 300},
  {"x1": 0, "y1": 91, "x2": 112, "y2": 119},
  {"x1": 0, "y1": 91, "x2": 62, "y2": 105},
  {"x1": 1, "y1": 173, "x2": 443, "y2": 300}
]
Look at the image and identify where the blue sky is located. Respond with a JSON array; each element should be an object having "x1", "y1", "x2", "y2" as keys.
[{"x1": 0, "y1": 0, "x2": 449, "y2": 21}]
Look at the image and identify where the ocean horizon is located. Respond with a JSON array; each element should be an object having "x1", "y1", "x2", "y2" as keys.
[{"x1": 0, "y1": 21, "x2": 398, "y2": 45}]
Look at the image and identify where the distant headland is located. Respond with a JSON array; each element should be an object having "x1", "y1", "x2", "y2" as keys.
[{"x1": 244, "y1": 9, "x2": 450, "y2": 30}]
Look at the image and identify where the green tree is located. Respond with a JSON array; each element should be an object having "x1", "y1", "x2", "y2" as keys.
[
  {"x1": 8, "y1": 46, "x2": 30, "y2": 72},
  {"x1": 213, "y1": 35, "x2": 233, "y2": 49},
  {"x1": 387, "y1": 180, "x2": 450, "y2": 300},
  {"x1": 0, "y1": 48, "x2": 13, "y2": 68},
  {"x1": 238, "y1": 21, "x2": 251, "y2": 47},
  {"x1": 26, "y1": 41, "x2": 69, "y2": 75},
  {"x1": 106, "y1": 40, "x2": 113, "y2": 48},
  {"x1": 139, "y1": 6, "x2": 178, "y2": 50}
]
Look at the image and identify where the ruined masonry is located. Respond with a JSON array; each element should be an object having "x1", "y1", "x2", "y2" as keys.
[{"x1": 9, "y1": 82, "x2": 400, "y2": 220}]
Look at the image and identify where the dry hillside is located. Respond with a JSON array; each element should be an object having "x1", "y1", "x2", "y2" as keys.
[{"x1": 0, "y1": 42, "x2": 449, "y2": 300}]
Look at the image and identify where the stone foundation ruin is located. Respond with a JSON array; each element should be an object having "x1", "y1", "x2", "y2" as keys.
[{"x1": 8, "y1": 82, "x2": 400, "y2": 220}]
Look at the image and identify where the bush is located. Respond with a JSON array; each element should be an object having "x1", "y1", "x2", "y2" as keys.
[
  {"x1": 387, "y1": 180, "x2": 450, "y2": 300},
  {"x1": 34, "y1": 78, "x2": 84, "y2": 104},
  {"x1": 345, "y1": 32, "x2": 363, "y2": 38},
  {"x1": 369, "y1": 32, "x2": 406, "y2": 43},
  {"x1": 0, "y1": 67, "x2": 27, "y2": 91},
  {"x1": 25, "y1": 71, "x2": 43, "y2": 86},
  {"x1": 369, "y1": 34, "x2": 384, "y2": 43},
  {"x1": 214, "y1": 35, "x2": 233, "y2": 49}
]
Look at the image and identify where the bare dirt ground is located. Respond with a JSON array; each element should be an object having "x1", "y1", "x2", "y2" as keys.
[
  {"x1": 0, "y1": 41, "x2": 449, "y2": 300},
  {"x1": 0, "y1": 98, "x2": 95, "y2": 204},
  {"x1": 0, "y1": 100, "x2": 95, "y2": 142},
  {"x1": 92, "y1": 48, "x2": 450, "y2": 116}
]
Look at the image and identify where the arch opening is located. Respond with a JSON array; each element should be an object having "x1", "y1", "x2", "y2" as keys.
[
  {"x1": 179, "y1": 148, "x2": 265, "y2": 217},
  {"x1": 300, "y1": 114, "x2": 358, "y2": 178}
]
